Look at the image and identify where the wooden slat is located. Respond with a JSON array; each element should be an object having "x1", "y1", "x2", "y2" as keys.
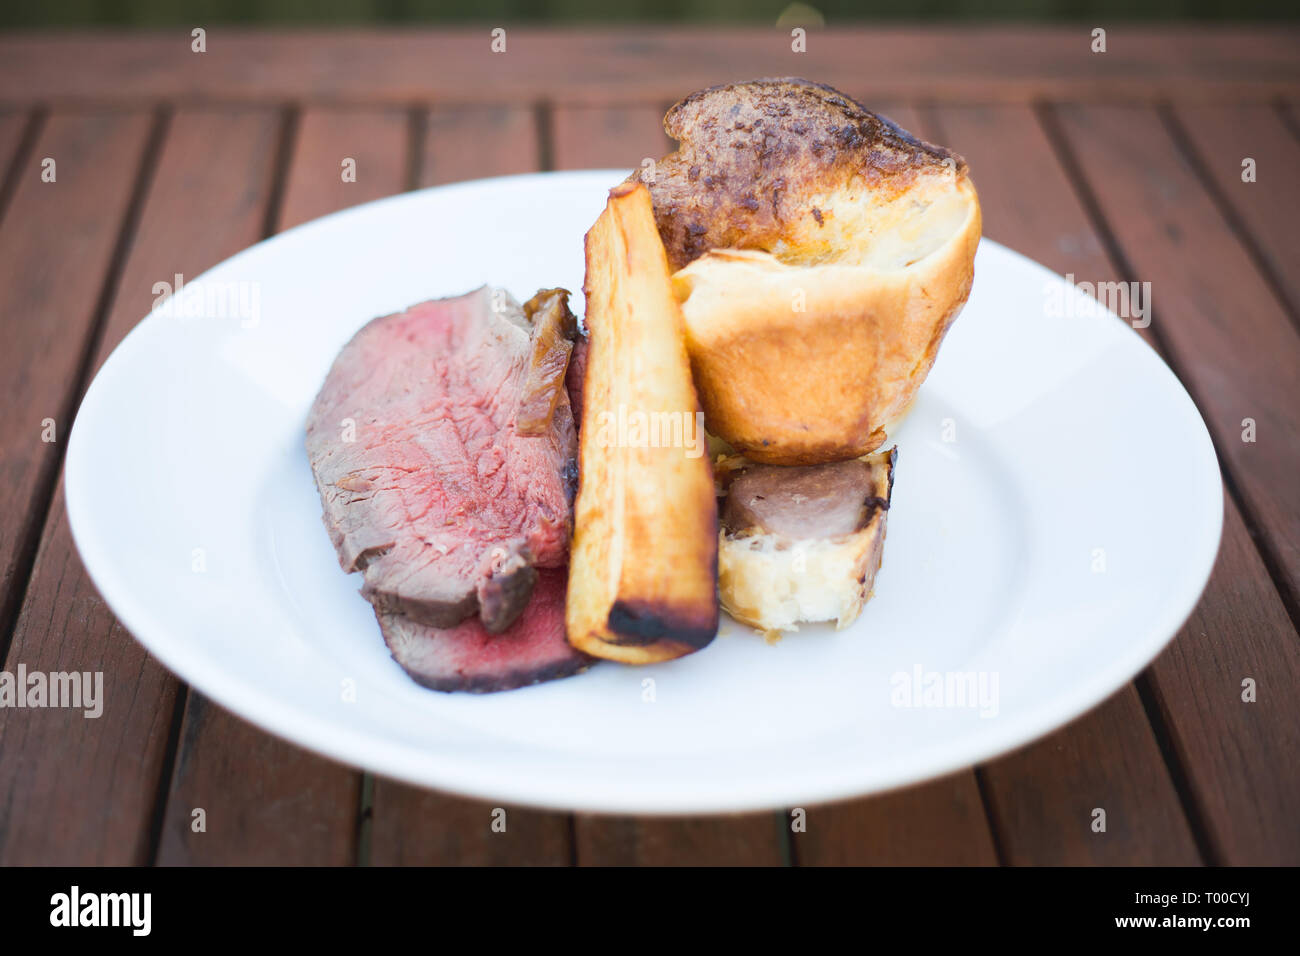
[
  {"x1": 1054, "y1": 104, "x2": 1300, "y2": 603},
  {"x1": 0, "y1": 496, "x2": 180, "y2": 865},
  {"x1": 931, "y1": 105, "x2": 1110, "y2": 280},
  {"x1": 1169, "y1": 103, "x2": 1300, "y2": 321},
  {"x1": 788, "y1": 105, "x2": 1001, "y2": 867},
  {"x1": 795, "y1": 774, "x2": 998, "y2": 866},
  {"x1": 278, "y1": 106, "x2": 408, "y2": 230},
  {"x1": 0, "y1": 110, "x2": 159, "y2": 865},
  {"x1": 369, "y1": 785, "x2": 571, "y2": 866},
  {"x1": 576, "y1": 813, "x2": 786, "y2": 866},
  {"x1": 551, "y1": 104, "x2": 670, "y2": 171},
  {"x1": 929, "y1": 104, "x2": 1203, "y2": 864},
  {"x1": 979, "y1": 691, "x2": 1200, "y2": 865},
  {"x1": 157, "y1": 696, "x2": 359, "y2": 866},
  {"x1": 0, "y1": 28, "x2": 1297, "y2": 105},
  {"x1": 156, "y1": 107, "x2": 409, "y2": 866},
  {"x1": 0, "y1": 110, "x2": 152, "y2": 641},
  {"x1": 0, "y1": 108, "x2": 283, "y2": 866},
  {"x1": 422, "y1": 105, "x2": 537, "y2": 185},
  {"x1": 1143, "y1": 509, "x2": 1300, "y2": 864},
  {"x1": 363, "y1": 103, "x2": 576, "y2": 866}
]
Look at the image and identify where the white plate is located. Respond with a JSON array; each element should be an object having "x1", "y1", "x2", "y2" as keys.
[{"x1": 66, "y1": 171, "x2": 1222, "y2": 814}]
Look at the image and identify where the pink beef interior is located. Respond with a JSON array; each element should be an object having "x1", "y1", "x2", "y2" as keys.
[{"x1": 306, "y1": 286, "x2": 591, "y2": 691}]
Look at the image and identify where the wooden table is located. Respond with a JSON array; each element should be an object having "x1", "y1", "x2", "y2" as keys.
[{"x1": 0, "y1": 26, "x2": 1297, "y2": 866}]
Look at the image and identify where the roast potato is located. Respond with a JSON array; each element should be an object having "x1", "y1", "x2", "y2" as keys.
[
  {"x1": 635, "y1": 78, "x2": 982, "y2": 465},
  {"x1": 566, "y1": 182, "x2": 719, "y2": 663}
]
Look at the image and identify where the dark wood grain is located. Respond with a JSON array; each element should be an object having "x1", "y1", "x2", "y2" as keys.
[
  {"x1": 155, "y1": 107, "x2": 410, "y2": 866},
  {"x1": 794, "y1": 774, "x2": 998, "y2": 866},
  {"x1": 576, "y1": 813, "x2": 787, "y2": 866},
  {"x1": 0, "y1": 28, "x2": 1296, "y2": 105},
  {"x1": 1053, "y1": 104, "x2": 1300, "y2": 606},
  {"x1": 0, "y1": 110, "x2": 152, "y2": 646},
  {"x1": 1169, "y1": 102, "x2": 1300, "y2": 322}
]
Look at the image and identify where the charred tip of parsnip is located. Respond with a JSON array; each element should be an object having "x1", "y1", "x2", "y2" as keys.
[{"x1": 566, "y1": 182, "x2": 720, "y2": 665}]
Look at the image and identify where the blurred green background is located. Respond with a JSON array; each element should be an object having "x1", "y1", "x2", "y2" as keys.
[{"x1": 2, "y1": 0, "x2": 1297, "y2": 28}]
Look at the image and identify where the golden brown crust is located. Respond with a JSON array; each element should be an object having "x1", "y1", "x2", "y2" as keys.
[
  {"x1": 630, "y1": 77, "x2": 981, "y2": 465},
  {"x1": 566, "y1": 183, "x2": 720, "y2": 664},
  {"x1": 677, "y1": 209, "x2": 979, "y2": 464},
  {"x1": 634, "y1": 77, "x2": 968, "y2": 272}
]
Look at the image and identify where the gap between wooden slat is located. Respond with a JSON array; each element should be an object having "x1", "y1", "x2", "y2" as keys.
[
  {"x1": 535, "y1": 102, "x2": 554, "y2": 173},
  {"x1": 1276, "y1": 101, "x2": 1300, "y2": 143},
  {"x1": 261, "y1": 106, "x2": 300, "y2": 240},
  {"x1": 921, "y1": 102, "x2": 1205, "y2": 865},
  {"x1": 405, "y1": 105, "x2": 426, "y2": 193},
  {"x1": 1131, "y1": 673, "x2": 1220, "y2": 864},
  {"x1": 355, "y1": 773, "x2": 375, "y2": 866},
  {"x1": 1040, "y1": 102, "x2": 1300, "y2": 639},
  {"x1": 1158, "y1": 104, "x2": 1300, "y2": 339},
  {"x1": 145, "y1": 687, "x2": 189, "y2": 865},
  {"x1": 971, "y1": 769, "x2": 1009, "y2": 866},
  {"x1": 0, "y1": 109, "x2": 44, "y2": 229},
  {"x1": 0, "y1": 107, "x2": 168, "y2": 672},
  {"x1": 0, "y1": 107, "x2": 47, "y2": 656},
  {"x1": 1031, "y1": 101, "x2": 1255, "y2": 863},
  {"x1": 1034, "y1": 101, "x2": 1220, "y2": 861},
  {"x1": 147, "y1": 105, "x2": 342, "y2": 865},
  {"x1": 1152, "y1": 104, "x2": 1300, "y2": 633}
]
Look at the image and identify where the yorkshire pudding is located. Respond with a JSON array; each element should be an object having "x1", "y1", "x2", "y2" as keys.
[{"x1": 634, "y1": 78, "x2": 981, "y2": 465}]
